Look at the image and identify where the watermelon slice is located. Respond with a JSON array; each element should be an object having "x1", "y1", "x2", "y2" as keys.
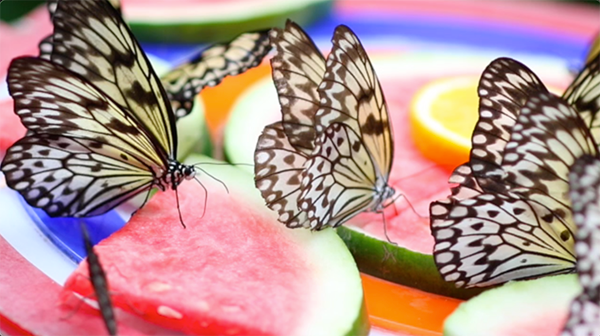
[
  {"x1": 62, "y1": 154, "x2": 368, "y2": 336},
  {"x1": 223, "y1": 52, "x2": 576, "y2": 299},
  {"x1": 121, "y1": 0, "x2": 333, "y2": 43},
  {"x1": 444, "y1": 275, "x2": 581, "y2": 336},
  {"x1": 0, "y1": 234, "x2": 181, "y2": 335}
]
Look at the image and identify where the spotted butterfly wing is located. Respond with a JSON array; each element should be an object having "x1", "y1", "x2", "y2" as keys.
[
  {"x1": 500, "y1": 93, "x2": 597, "y2": 235},
  {"x1": 467, "y1": 57, "x2": 549, "y2": 193},
  {"x1": 314, "y1": 25, "x2": 393, "y2": 176},
  {"x1": 430, "y1": 92, "x2": 591, "y2": 287},
  {"x1": 3, "y1": 59, "x2": 162, "y2": 216},
  {"x1": 430, "y1": 191, "x2": 575, "y2": 288},
  {"x1": 269, "y1": 19, "x2": 327, "y2": 153},
  {"x1": 1, "y1": 0, "x2": 195, "y2": 218},
  {"x1": 40, "y1": 0, "x2": 270, "y2": 121},
  {"x1": 254, "y1": 123, "x2": 311, "y2": 228},
  {"x1": 299, "y1": 123, "x2": 394, "y2": 229},
  {"x1": 563, "y1": 154, "x2": 600, "y2": 336},
  {"x1": 161, "y1": 30, "x2": 272, "y2": 119},
  {"x1": 81, "y1": 224, "x2": 117, "y2": 336},
  {"x1": 254, "y1": 21, "x2": 326, "y2": 228},
  {"x1": 298, "y1": 25, "x2": 395, "y2": 230},
  {"x1": 39, "y1": 0, "x2": 122, "y2": 71},
  {"x1": 563, "y1": 53, "x2": 600, "y2": 140},
  {"x1": 36, "y1": 0, "x2": 177, "y2": 155}
]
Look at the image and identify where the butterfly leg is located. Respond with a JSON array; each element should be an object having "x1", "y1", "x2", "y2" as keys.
[
  {"x1": 387, "y1": 192, "x2": 427, "y2": 219},
  {"x1": 192, "y1": 175, "x2": 209, "y2": 221},
  {"x1": 378, "y1": 212, "x2": 398, "y2": 246},
  {"x1": 174, "y1": 188, "x2": 187, "y2": 229}
]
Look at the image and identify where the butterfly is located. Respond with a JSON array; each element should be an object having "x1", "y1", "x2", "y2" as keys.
[
  {"x1": 254, "y1": 20, "x2": 326, "y2": 228},
  {"x1": 81, "y1": 223, "x2": 117, "y2": 336},
  {"x1": 1, "y1": 0, "x2": 201, "y2": 220},
  {"x1": 255, "y1": 22, "x2": 397, "y2": 232},
  {"x1": 430, "y1": 55, "x2": 600, "y2": 288},
  {"x1": 39, "y1": 0, "x2": 271, "y2": 120},
  {"x1": 562, "y1": 154, "x2": 600, "y2": 336}
]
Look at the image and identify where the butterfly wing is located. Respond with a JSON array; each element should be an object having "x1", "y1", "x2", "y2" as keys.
[
  {"x1": 269, "y1": 20, "x2": 327, "y2": 154},
  {"x1": 562, "y1": 154, "x2": 600, "y2": 336},
  {"x1": 469, "y1": 57, "x2": 549, "y2": 192},
  {"x1": 39, "y1": 0, "x2": 176, "y2": 159},
  {"x1": 41, "y1": 0, "x2": 122, "y2": 63},
  {"x1": 2, "y1": 57, "x2": 159, "y2": 217},
  {"x1": 431, "y1": 188, "x2": 576, "y2": 288},
  {"x1": 298, "y1": 123, "x2": 382, "y2": 230},
  {"x1": 314, "y1": 25, "x2": 394, "y2": 178},
  {"x1": 161, "y1": 30, "x2": 271, "y2": 119},
  {"x1": 563, "y1": 53, "x2": 600, "y2": 141},
  {"x1": 254, "y1": 122, "x2": 311, "y2": 228},
  {"x1": 500, "y1": 93, "x2": 597, "y2": 240}
]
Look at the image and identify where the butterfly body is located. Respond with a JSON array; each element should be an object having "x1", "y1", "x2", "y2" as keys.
[{"x1": 159, "y1": 160, "x2": 196, "y2": 191}]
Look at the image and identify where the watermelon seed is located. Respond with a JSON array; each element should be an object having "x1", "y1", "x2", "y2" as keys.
[{"x1": 157, "y1": 305, "x2": 183, "y2": 319}]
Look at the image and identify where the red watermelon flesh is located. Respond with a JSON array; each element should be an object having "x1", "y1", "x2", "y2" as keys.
[
  {"x1": 61, "y1": 166, "x2": 365, "y2": 335},
  {"x1": 0, "y1": 235, "x2": 179, "y2": 335}
]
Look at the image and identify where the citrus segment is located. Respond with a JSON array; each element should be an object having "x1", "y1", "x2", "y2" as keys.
[{"x1": 410, "y1": 76, "x2": 478, "y2": 168}]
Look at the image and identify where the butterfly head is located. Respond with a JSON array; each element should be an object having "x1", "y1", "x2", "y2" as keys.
[
  {"x1": 373, "y1": 179, "x2": 395, "y2": 212},
  {"x1": 165, "y1": 160, "x2": 196, "y2": 189}
]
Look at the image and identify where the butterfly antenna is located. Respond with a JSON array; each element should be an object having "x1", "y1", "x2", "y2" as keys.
[
  {"x1": 190, "y1": 161, "x2": 252, "y2": 167},
  {"x1": 193, "y1": 176, "x2": 208, "y2": 220},
  {"x1": 193, "y1": 165, "x2": 230, "y2": 194},
  {"x1": 174, "y1": 188, "x2": 187, "y2": 229}
]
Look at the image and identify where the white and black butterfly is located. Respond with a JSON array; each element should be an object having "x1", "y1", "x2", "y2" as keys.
[
  {"x1": 254, "y1": 20, "x2": 326, "y2": 228},
  {"x1": 430, "y1": 55, "x2": 600, "y2": 288},
  {"x1": 1, "y1": 0, "x2": 199, "y2": 220},
  {"x1": 255, "y1": 23, "x2": 397, "y2": 232},
  {"x1": 81, "y1": 223, "x2": 117, "y2": 336},
  {"x1": 562, "y1": 154, "x2": 600, "y2": 336},
  {"x1": 39, "y1": 0, "x2": 271, "y2": 120}
]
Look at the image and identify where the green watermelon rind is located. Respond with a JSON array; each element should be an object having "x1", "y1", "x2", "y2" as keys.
[
  {"x1": 185, "y1": 154, "x2": 369, "y2": 336},
  {"x1": 127, "y1": 1, "x2": 333, "y2": 43},
  {"x1": 336, "y1": 226, "x2": 484, "y2": 300},
  {"x1": 444, "y1": 274, "x2": 581, "y2": 336}
]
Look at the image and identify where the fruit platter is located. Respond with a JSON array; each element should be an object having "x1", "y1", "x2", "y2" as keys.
[{"x1": 0, "y1": 0, "x2": 598, "y2": 335}]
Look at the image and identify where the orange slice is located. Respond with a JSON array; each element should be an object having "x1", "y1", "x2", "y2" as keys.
[{"x1": 410, "y1": 76, "x2": 478, "y2": 169}]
